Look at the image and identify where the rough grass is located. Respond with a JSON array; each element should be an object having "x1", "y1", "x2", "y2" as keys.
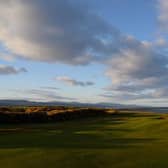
[{"x1": 0, "y1": 111, "x2": 168, "y2": 168}]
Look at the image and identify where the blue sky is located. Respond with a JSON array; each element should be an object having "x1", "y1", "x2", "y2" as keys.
[
  {"x1": 0, "y1": 0, "x2": 168, "y2": 106},
  {"x1": 91, "y1": 0, "x2": 157, "y2": 40}
]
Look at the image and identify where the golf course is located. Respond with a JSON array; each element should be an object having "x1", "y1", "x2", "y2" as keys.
[{"x1": 0, "y1": 111, "x2": 168, "y2": 168}]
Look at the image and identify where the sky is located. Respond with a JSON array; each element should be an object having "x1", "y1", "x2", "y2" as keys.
[{"x1": 0, "y1": 0, "x2": 168, "y2": 106}]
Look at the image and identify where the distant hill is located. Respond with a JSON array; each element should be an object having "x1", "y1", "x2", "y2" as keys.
[{"x1": 0, "y1": 99, "x2": 139, "y2": 109}]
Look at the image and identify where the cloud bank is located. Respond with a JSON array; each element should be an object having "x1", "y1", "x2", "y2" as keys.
[
  {"x1": 0, "y1": 0, "x2": 119, "y2": 65},
  {"x1": 103, "y1": 35, "x2": 168, "y2": 101}
]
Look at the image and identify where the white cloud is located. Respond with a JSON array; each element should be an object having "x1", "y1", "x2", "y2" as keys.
[{"x1": 103, "y1": 35, "x2": 168, "y2": 101}]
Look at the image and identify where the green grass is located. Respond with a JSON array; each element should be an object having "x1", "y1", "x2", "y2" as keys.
[{"x1": 0, "y1": 112, "x2": 168, "y2": 168}]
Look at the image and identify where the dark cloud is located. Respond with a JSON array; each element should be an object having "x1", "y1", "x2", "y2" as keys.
[
  {"x1": 101, "y1": 87, "x2": 168, "y2": 101},
  {"x1": 40, "y1": 86, "x2": 60, "y2": 90},
  {"x1": 0, "y1": 65, "x2": 27, "y2": 75},
  {"x1": 56, "y1": 76, "x2": 94, "y2": 87}
]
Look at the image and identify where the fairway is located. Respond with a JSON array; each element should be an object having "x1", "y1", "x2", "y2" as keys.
[{"x1": 0, "y1": 112, "x2": 168, "y2": 168}]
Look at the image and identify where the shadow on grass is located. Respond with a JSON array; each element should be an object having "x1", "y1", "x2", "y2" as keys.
[
  {"x1": 0, "y1": 128, "x2": 157, "y2": 149},
  {"x1": 0, "y1": 136, "x2": 156, "y2": 149},
  {"x1": 0, "y1": 113, "x2": 158, "y2": 149}
]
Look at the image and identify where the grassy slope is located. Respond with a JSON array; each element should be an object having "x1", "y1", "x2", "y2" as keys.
[{"x1": 0, "y1": 112, "x2": 168, "y2": 168}]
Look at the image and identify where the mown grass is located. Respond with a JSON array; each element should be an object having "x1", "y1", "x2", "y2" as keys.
[{"x1": 0, "y1": 111, "x2": 168, "y2": 168}]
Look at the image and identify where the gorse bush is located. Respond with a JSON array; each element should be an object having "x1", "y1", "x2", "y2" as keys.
[{"x1": 0, "y1": 106, "x2": 118, "y2": 124}]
